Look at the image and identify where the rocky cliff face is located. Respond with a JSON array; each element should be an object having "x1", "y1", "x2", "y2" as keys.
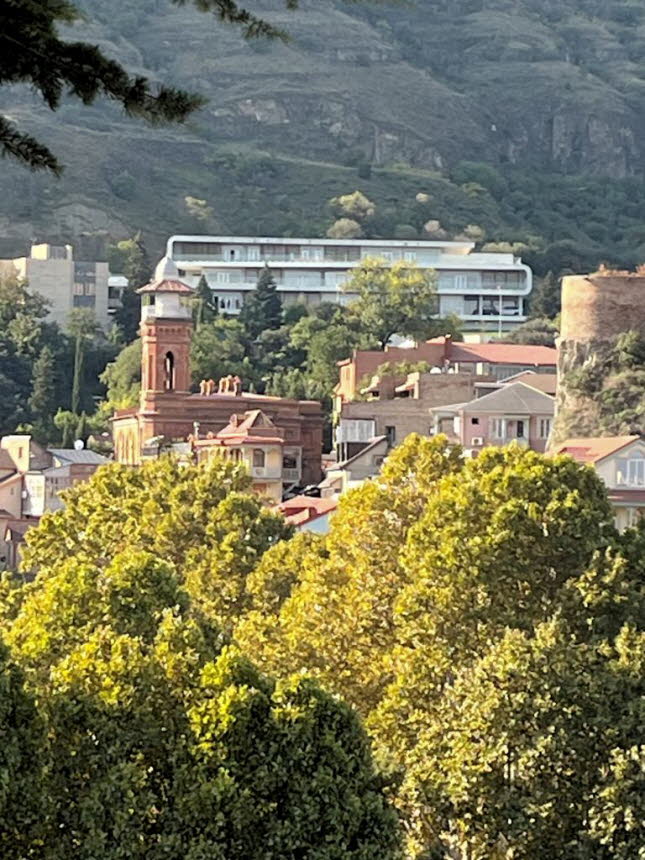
[{"x1": 3, "y1": 0, "x2": 645, "y2": 252}]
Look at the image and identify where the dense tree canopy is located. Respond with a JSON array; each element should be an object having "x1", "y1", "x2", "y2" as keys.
[
  {"x1": 21, "y1": 456, "x2": 291, "y2": 631},
  {"x1": 0, "y1": 459, "x2": 402, "y2": 857},
  {"x1": 231, "y1": 437, "x2": 645, "y2": 859},
  {"x1": 2, "y1": 562, "x2": 401, "y2": 857}
]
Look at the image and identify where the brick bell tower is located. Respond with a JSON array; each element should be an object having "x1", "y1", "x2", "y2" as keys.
[{"x1": 137, "y1": 255, "x2": 194, "y2": 421}]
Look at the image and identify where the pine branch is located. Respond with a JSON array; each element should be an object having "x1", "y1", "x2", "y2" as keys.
[
  {"x1": 0, "y1": 116, "x2": 61, "y2": 173},
  {"x1": 0, "y1": 0, "x2": 300, "y2": 171}
]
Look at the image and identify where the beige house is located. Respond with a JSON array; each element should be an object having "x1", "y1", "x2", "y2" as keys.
[
  {"x1": 194, "y1": 409, "x2": 299, "y2": 503},
  {"x1": 554, "y1": 436, "x2": 645, "y2": 531},
  {"x1": 0, "y1": 436, "x2": 108, "y2": 570},
  {"x1": 0, "y1": 243, "x2": 110, "y2": 329}
]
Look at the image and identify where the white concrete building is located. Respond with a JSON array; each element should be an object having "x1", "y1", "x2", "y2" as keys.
[
  {"x1": 0, "y1": 243, "x2": 110, "y2": 330},
  {"x1": 167, "y1": 235, "x2": 533, "y2": 330}
]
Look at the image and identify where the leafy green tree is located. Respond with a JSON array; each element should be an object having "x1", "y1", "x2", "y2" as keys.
[
  {"x1": 100, "y1": 338, "x2": 142, "y2": 408},
  {"x1": 238, "y1": 265, "x2": 283, "y2": 340},
  {"x1": 0, "y1": 271, "x2": 69, "y2": 434},
  {"x1": 397, "y1": 618, "x2": 644, "y2": 859},
  {"x1": 0, "y1": 0, "x2": 295, "y2": 171},
  {"x1": 54, "y1": 409, "x2": 76, "y2": 448},
  {"x1": 0, "y1": 643, "x2": 46, "y2": 856},
  {"x1": 288, "y1": 307, "x2": 371, "y2": 390},
  {"x1": 329, "y1": 190, "x2": 376, "y2": 221},
  {"x1": 190, "y1": 317, "x2": 252, "y2": 388},
  {"x1": 504, "y1": 316, "x2": 558, "y2": 346},
  {"x1": 3, "y1": 465, "x2": 402, "y2": 857},
  {"x1": 327, "y1": 217, "x2": 364, "y2": 238},
  {"x1": 193, "y1": 273, "x2": 218, "y2": 325},
  {"x1": 342, "y1": 257, "x2": 441, "y2": 348},
  {"x1": 21, "y1": 456, "x2": 291, "y2": 632},
  {"x1": 235, "y1": 435, "x2": 465, "y2": 714}
]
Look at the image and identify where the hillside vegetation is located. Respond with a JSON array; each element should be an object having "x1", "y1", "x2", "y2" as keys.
[{"x1": 3, "y1": 0, "x2": 645, "y2": 271}]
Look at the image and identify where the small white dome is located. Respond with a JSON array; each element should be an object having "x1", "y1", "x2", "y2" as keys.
[{"x1": 154, "y1": 255, "x2": 179, "y2": 281}]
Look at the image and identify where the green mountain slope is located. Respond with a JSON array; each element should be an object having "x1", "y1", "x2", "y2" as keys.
[{"x1": 3, "y1": 0, "x2": 645, "y2": 270}]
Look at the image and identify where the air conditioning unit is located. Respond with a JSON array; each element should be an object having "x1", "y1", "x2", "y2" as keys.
[{"x1": 471, "y1": 436, "x2": 484, "y2": 446}]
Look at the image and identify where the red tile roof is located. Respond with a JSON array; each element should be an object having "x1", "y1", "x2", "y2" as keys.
[
  {"x1": 137, "y1": 278, "x2": 194, "y2": 294},
  {"x1": 194, "y1": 409, "x2": 285, "y2": 447},
  {"x1": 554, "y1": 436, "x2": 640, "y2": 463},
  {"x1": 502, "y1": 371, "x2": 558, "y2": 395},
  {"x1": 446, "y1": 341, "x2": 557, "y2": 366},
  {"x1": 278, "y1": 495, "x2": 338, "y2": 526}
]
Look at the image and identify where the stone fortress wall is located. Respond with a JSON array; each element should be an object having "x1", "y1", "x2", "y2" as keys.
[{"x1": 552, "y1": 271, "x2": 645, "y2": 444}]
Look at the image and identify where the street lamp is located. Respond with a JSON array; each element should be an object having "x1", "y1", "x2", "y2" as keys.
[{"x1": 497, "y1": 283, "x2": 503, "y2": 340}]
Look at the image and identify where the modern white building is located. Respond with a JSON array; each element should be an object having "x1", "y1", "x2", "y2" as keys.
[{"x1": 166, "y1": 235, "x2": 533, "y2": 330}]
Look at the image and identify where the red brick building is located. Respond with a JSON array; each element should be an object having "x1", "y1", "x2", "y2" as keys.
[{"x1": 111, "y1": 258, "x2": 323, "y2": 487}]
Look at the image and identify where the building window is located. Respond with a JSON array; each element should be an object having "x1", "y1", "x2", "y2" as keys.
[
  {"x1": 471, "y1": 417, "x2": 479, "y2": 425},
  {"x1": 482, "y1": 297, "x2": 500, "y2": 316},
  {"x1": 491, "y1": 418, "x2": 506, "y2": 439},
  {"x1": 253, "y1": 449, "x2": 265, "y2": 468},
  {"x1": 626, "y1": 457, "x2": 645, "y2": 486},
  {"x1": 539, "y1": 418, "x2": 552, "y2": 439},
  {"x1": 464, "y1": 295, "x2": 480, "y2": 315},
  {"x1": 502, "y1": 296, "x2": 520, "y2": 315},
  {"x1": 164, "y1": 351, "x2": 175, "y2": 391},
  {"x1": 626, "y1": 507, "x2": 642, "y2": 528},
  {"x1": 385, "y1": 425, "x2": 396, "y2": 445},
  {"x1": 283, "y1": 453, "x2": 298, "y2": 470}
]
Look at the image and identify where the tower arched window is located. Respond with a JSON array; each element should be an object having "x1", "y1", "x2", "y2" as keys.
[{"x1": 164, "y1": 351, "x2": 175, "y2": 391}]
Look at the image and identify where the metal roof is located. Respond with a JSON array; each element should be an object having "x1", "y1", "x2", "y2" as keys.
[{"x1": 48, "y1": 449, "x2": 109, "y2": 465}]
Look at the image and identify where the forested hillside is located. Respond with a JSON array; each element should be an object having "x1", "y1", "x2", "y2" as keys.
[{"x1": 4, "y1": 0, "x2": 645, "y2": 272}]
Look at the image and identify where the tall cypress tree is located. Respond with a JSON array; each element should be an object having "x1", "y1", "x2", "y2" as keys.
[
  {"x1": 239, "y1": 265, "x2": 283, "y2": 340},
  {"x1": 194, "y1": 274, "x2": 218, "y2": 326},
  {"x1": 29, "y1": 345, "x2": 57, "y2": 426},
  {"x1": 68, "y1": 309, "x2": 97, "y2": 417},
  {"x1": 71, "y1": 335, "x2": 84, "y2": 417}
]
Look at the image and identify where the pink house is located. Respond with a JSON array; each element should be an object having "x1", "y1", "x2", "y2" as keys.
[{"x1": 430, "y1": 381, "x2": 555, "y2": 454}]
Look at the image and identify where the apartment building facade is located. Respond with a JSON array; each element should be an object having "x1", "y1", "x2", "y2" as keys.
[
  {"x1": 167, "y1": 235, "x2": 533, "y2": 331},
  {"x1": 430, "y1": 382, "x2": 555, "y2": 456},
  {"x1": 0, "y1": 243, "x2": 110, "y2": 329}
]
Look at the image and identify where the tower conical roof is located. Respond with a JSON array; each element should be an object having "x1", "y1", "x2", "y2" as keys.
[{"x1": 137, "y1": 256, "x2": 194, "y2": 294}]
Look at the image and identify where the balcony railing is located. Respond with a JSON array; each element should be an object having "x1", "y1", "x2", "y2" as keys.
[
  {"x1": 252, "y1": 466, "x2": 283, "y2": 480},
  {"x1": 282, "y1": 467, "x2": 301, "y2": 482}
]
